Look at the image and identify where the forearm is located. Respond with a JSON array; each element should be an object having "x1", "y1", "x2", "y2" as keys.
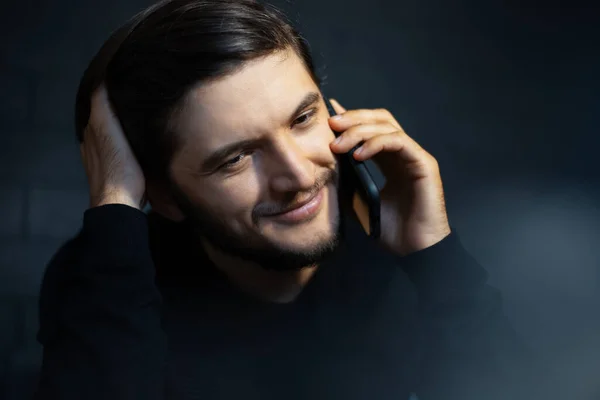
[{"x1": 399, "y1": 231, "x2": 532, "y2": 399}]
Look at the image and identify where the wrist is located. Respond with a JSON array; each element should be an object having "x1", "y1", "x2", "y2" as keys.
[
  {"x1": 91, "y1": 192, "x2": 141, "y2": 210},
  {"x1": 392, "y1": 226, "x2": 452, "y2": 257}
]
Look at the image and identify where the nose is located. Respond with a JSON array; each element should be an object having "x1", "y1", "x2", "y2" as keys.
[{"x1": 267, "y1": 137, "x2": 316, "y2": 193}]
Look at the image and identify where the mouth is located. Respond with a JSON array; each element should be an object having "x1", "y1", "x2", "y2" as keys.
[{"x1": 265, "y1": 187, "x2": 326, "y2": 224}]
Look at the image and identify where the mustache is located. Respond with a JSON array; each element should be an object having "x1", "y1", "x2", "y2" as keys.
[{"x1": 253, "y1": 169, "x2": 338, "y2": 219}]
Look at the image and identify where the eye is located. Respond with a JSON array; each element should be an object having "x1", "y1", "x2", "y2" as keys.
[
  {"x1": 293, "y1": 109, "x2": 317, "y2": 127},
  {"x1": 220, "y1": 153, "x2": 248, "y2": 170}
]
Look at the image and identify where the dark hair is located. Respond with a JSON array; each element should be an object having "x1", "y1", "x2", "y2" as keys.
[{"x1": 75, "y1": 0, "x2": 319, "y2": 182}]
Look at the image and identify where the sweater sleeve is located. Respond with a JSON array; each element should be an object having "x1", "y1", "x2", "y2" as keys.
[
  {"x1": 34, "y1": 204, "x2": 168, "y2": 400},
  {"x1": 399, "y1": 231, "x2": 539, "y2": 400}
]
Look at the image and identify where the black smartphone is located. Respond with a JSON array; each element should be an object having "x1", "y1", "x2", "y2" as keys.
[{"x1": 324, "y1": 97, "x2": 381, "y2": 239}]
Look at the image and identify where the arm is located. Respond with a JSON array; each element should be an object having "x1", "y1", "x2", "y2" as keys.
[
  {"x1": 34, "y1": 205, "x2": 167, "y2": 400},
  {"x1": 400, "y1": 230, "x2": 542, "y2": 400},
  {"x1": 326, "y1": 95, "x2": 553, "y2": 399}
]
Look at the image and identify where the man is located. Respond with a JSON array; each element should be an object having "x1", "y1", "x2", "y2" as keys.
[{"x1": 34, "y1": 1, "x2": 533, "y2": 399}]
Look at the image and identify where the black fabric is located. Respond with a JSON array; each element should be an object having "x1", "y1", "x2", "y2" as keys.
[{"x1": 33, "y1": 204, "x2": 535, "y2": 400}]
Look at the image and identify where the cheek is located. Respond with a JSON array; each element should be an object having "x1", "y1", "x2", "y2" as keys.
[
  {"x1": 297, "y1": 124, "x2": 337, "y2": 162},
  {"x1": 201, "y1": 175, "x2": 262, "y2": 224}
]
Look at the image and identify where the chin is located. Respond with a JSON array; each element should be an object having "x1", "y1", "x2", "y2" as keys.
[
  {"x1": 279, "y1": 230, "x2": 336, "y2": 254},
  {"x1": 267, "y1": 214, "x2": 340, "y2": 253},
  {"x1": 268, "y1": 212, "x2": 338, "y2": 245}
]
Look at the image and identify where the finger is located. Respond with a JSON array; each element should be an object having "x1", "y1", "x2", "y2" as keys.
[
  {"x1": 89, "y1": 84, "x2": 111, "y2": 129},
  {"x1": 353, "y1": 132, "x2": 427, "y2": 166},
  {"x1": 82, "y1": 122, "x2": 103, "y2": 169},
  {"x1": 79, "y1": 140, "x2": 94, "y2": 182},
  {"x1": 88, "y1": 84, "x2": 130, "y2": 150},
  {"x1": 89, "y1": 85, "x2": 121, "y2": 137},
  {"x1": 329, "y1": 98, "x2": 347, "y2": 114},
  {"x1": 329, "y1": 108, "x2": 402, "y2": 131},
  {"x1": 81, "y1": 125, "x2": 94, "y2": 156},
  {"x1": 329, "y1": 123, "x2": 398, "y2": 154}
]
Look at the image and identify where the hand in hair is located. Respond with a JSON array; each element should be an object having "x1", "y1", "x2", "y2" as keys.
[{"x1": 80, "y1": 84, "x2": 146, "y2": 210}]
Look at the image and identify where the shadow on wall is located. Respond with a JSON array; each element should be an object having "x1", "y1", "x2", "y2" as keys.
[{"x1": 448, "y1": 175, "x2": 600, "y2": 399}]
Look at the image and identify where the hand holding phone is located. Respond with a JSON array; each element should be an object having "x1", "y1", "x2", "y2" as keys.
[{"x1": 324, "y1": 97, "x2": 381, "y2": 239}]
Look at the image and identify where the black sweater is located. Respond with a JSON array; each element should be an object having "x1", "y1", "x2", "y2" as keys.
[{"x1": 33, "y1": 204, "x2": 532, "y2": 400}]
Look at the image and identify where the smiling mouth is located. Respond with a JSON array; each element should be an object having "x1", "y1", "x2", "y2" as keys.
[
  {"x1": 269, "y1": 191, "x2": 321, "y2": 216},
  {"x1": 264, "y1": 187, "x2": 326, "y2": 224}
]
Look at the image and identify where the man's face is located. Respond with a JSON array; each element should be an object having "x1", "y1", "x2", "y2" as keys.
[{"x1": 169, "y1": 50, "x2": 341, "y2": 270}]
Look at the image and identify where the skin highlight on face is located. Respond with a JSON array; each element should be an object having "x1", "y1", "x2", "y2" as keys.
[{"x1": 161, "y1": 50, "x2": 343, "y2": 300}]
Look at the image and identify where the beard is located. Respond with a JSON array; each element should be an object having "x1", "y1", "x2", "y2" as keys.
[{"x1": 170, "y1": 168, "x2": 343, "y2": 271}]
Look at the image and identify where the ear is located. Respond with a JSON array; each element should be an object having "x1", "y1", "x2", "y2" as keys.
[{"x1": 145, "y1": 181, "x2": 185, "y2": 222}]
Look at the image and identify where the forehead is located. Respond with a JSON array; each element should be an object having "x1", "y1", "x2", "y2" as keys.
[{"x1": 175, "y1": 50, "x2": 318, "y2": 158}]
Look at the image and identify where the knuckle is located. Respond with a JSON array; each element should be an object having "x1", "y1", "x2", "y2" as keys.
[
  {"x1": 426, "y1": 154, "x2": 439, "y2": 170},
  {"x1": 392, "y1": 129, "x2": 405, "y2": 138},
  {"x1": 376, "y1": 108, "x2": 393, "y2": 118}
]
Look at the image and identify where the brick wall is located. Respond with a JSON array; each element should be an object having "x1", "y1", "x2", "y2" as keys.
[
  {"x1": 2, "y1": 0, "x2": 598, "y2": 298},
  {"x1": 0, "y1": 0, "x2": 157, "y2": 296},
  {"x1": 0, "y1": 0, "x2": 599, "y2": 397},
  {"x1": 0, "y1": 2, "x2": 156, "y2": 395}
]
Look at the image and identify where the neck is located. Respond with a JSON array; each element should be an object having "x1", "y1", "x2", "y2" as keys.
[{"x1": 201, "y1": 239, "x2": 318, "y2": 304}]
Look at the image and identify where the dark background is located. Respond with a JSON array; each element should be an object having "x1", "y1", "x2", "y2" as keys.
[{"x1": 0, "y1": 0, "x2": 599, "y2": 398}]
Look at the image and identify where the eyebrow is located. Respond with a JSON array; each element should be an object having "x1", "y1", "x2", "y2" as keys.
[{"x1": 200, "y1": 91, "x2": 322, "y2": 172}]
